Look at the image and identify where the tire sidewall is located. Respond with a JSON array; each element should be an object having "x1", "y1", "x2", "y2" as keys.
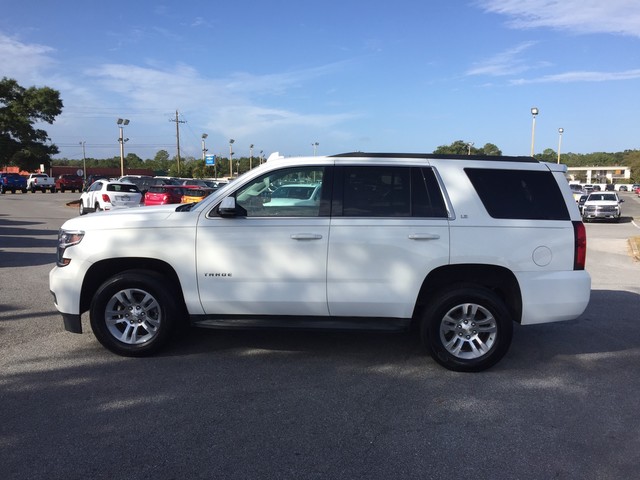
[
  {"x1": 90, "y1": 271, "x2": 179, "y2": 356},
  {"x1": 421, "y1": 286, "x2": 513, "y2": 372}
]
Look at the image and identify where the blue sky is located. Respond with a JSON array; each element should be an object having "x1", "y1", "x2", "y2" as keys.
[{"x1": 2, "y1": 0, "x2": 640, "y2": 161}]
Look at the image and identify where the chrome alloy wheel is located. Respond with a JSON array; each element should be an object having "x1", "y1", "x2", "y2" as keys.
[
  {"x1": 439, "y1": 303, "x2": 497, "y2": 360},
  {"x1": 104, "y1": 288, "x2": 162, "y2": 345}
]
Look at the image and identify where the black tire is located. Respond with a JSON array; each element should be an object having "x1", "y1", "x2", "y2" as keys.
[
  {"x1": 21, "y1": 189, "x2": 27, "y2": 193},
  {"x1": 420, "y1": 286, "x2": 513, "y2": 372},
  {"x1": 0, "y1": 186, "x2": 5, "y2": 194},
  {"x1": 79, "y1": 202, "x2": 85, "y2": 215},
  {"x1": 50, "y1": 187, "x2": 56, "y2": 193},
  {"x1": 60, "y1": 187, "x2": 65, "y2": 193},
  {"x1": 30, "y1": 186, "x2": 36, "y2": 193},
  {"x1": 95, "y1": 203, "x2": 102, "y2": 212},
  {"x1": 90, "y1": 270, "x2": 180, "y2": 356}
]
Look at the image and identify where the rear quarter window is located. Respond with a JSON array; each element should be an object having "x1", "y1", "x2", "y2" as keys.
[{"x1": 465, "y1": 168, "x2": 570, "y2": 220}]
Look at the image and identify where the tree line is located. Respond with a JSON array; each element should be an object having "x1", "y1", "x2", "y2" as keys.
[{"x1": 53, "y1": 149, "x2": 264, "y2": 179}]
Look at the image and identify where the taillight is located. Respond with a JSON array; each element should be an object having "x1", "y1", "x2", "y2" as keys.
[
  {"x1": 102, "y1": 193, "x2": 111, "y2": 203},
  {"x1": 573, "y1": 221, "x2": 587, "y2": 270}
]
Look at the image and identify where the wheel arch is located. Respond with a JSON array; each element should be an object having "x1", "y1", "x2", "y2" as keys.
[
  {"x1": 80, "y1": 258, "x2": 187, "y2": 318},
  {"x1": 413, "y1": 264, "x2": 522, "y2": 325}
]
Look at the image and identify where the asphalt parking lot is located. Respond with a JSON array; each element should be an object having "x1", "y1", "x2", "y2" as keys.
[{"x1": 1, "y1": 191, "x2": 639, "y2": 480}]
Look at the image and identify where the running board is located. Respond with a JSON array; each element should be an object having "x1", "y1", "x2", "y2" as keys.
[{"x1": 191, "y1": 315, "x2": 411, "y2": 332}]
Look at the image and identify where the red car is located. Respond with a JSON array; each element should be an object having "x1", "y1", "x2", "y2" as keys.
[
  {"x1": 55, "y1": 174, "x2": 84, "y2": 193},
  {"x1": 143, "y1": 185, "x2": 190, "y2": 205}
]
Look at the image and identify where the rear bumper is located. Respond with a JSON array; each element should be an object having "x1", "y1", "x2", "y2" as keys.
[{"x1": 517, "y1": 270, "x2": 591, "y2": 325}]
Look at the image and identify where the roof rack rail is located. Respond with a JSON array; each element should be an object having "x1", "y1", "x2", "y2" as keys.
[{"x1": 331, "y1": 152, "x2": 538, "y2": 163}]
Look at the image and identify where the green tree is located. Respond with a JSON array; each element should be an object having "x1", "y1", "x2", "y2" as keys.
[
  {"x1": 623, "y1": 150, "x2": 640, "y2": 183},
  {"x1": 0, "y1": 77, "x2": 63, "y2": 171},
  {"x1": 433, "y1": 140, "x2": 495, "y2": 156},
  {"x1": 148, "y1": 149, "x2": 171, "y2": 174},
  {"x1": 480, "y1": 143, "x2": 502, "y2": 156}
]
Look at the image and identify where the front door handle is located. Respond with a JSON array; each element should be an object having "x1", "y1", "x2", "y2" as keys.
[
  {"x1": 408, "y1": 233, "x2": 441, "y2": 240},
  {"x1": 291, "y1": 233, "x2": 323, "y2": 240}
]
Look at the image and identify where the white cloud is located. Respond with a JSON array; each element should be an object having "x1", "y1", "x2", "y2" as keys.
[
  {"x1": 466, "y1": 41, "x2": 547, "y2": 76},
  {"x1": 476, "y1": 0, "x2": 640, "y2": 37},
  {"x1": 0, "y1": 30, "x2": 356, "y2": 157},
  {"x1": 0, "y1": 33, "x2": 56, "y2": 81},
  {"x1": 83, "y1": 61, "x2": 358, "y2": 146},
  {"x1": 510, "y1": 68, "x2": 640, "y2": 84}
]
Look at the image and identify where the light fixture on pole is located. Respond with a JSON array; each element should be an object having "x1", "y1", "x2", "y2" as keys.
[
  {"x1": 530, "y1": 107, "x2": 538, "y2": 157},
  {"x1": 228, "y1": 139, "x2": 235, "y2": 177},
  {"x1": 312, "y1": 142, "x2": 319, "y2": 156},
  {"x1": 259, "y1": 150, "x2": 264, "y2": 165},
  {"x1": 557, "y1": 128, "x2": 564, "y2": 164},
  {"x1": 249, "y1": 144, "x2": 254, "y2": 170},
  {"x1": 466, "y1": 142, "x2": 474, "y2": 155},
  {"x1": 117, "y1": 118, "x2": 130, "y2": 177},
  {"x1": 201, "y1": 133, "x2": 208, "y2": 161},
  {"x1": 79, "y1": 141, "x2": 87, "y2": 181}
]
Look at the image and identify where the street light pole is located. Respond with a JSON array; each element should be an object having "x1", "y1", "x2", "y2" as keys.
[
  {"x1": 530, "y1": 107, "x2": 538, "y2": 157},
  {"x1": 312, "y1": 142, "x2": 319, "y2": 156},
  {"x1": 249, "y1": 144, "x2": 254, "y2": 170},
  {"x1": 229, "y1": 139, "x2": 235, "y2": 177},
  {"x1": 557, "y1": 128, "x2": 564, "y2": 164},
  {"x1": 79, "y1": 141, "x2": 87, "y2": 181},
  {"x1": 201, "y1": 133, "x2": 208, "y2": 161},
  {"x1": 117, "y1": 118, "x2": 130, "y2": 177}
]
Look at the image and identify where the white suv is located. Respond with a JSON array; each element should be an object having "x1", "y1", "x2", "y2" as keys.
[{"x1": 50, "y1": 152, "x2": 591, "y2": 371}]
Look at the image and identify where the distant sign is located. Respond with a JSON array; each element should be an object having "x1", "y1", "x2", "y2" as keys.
[{"x1": 205, "y1": 154, "x2": 215, "y2": 166}]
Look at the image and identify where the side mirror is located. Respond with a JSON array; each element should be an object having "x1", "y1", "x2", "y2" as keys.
[{"x1": 218, "y1": 196, "x2": 238, "y2": 217}]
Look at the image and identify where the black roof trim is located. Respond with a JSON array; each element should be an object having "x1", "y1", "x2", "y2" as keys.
[{"x1": 331, "y1": 152, "x2": 539, "y2": 163}]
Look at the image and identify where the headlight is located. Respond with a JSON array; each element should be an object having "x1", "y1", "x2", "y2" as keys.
[{"x1": 56, "y1": 229, "x2": 85, "y2": 267}]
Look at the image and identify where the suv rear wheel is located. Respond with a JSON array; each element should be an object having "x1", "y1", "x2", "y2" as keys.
[
  {"x1": 421, "y1": 286, "x2": 513, "y2": 372},
  {"x1": 90, "y1": 270, "x2": 179, "y2": 356}
]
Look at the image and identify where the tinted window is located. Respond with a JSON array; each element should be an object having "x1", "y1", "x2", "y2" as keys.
[
  {"x1": 339, "y1": 166, "x2": 447, "y2": 218},
  {"x1": 107, "y1": 183, "x2": 141, "y2": 193},
  {"x1": 465, "y1": 168, "x2": 570, "y2": 220}
]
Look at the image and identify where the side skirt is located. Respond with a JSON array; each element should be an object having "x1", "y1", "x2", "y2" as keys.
[{"x1": 190, "y1": 315, "x2": 412, "y2": 332}]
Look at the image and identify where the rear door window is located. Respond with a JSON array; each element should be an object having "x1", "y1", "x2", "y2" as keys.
[{"x1": 334, "y1": 166, "x2": 447, "y2": 218}]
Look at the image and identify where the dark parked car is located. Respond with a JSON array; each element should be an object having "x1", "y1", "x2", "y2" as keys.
[
  {"x1": 120, "y1": 176, "x2": 180, "y2": 195},
  {"x1": 55, "y1": 174, "x2": 84, "y2": 193},
  {"x1": 83, "y1": 174, "x2": 109, "y2": 191},
  {"x1": 577, "y1": 194, "x2": 589, "y2": 213}
]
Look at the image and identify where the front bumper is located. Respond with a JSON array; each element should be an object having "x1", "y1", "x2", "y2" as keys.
[{"x1": 582, "y1": 206, "x2": 620, "y2": 219}]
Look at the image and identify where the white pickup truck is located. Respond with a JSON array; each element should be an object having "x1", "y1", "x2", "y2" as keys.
[{"x1": 26, "y1": 173, "x2": 56, "y2": 193}]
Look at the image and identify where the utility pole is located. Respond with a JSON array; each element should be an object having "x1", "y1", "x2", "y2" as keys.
[{"x1": 170, "y1": 110, "x2": 186, "y2": 174}]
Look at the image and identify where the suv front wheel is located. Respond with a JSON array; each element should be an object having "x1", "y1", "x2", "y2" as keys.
[
  {"x1": 90, "y1": 270, "x2": 179, "y2": 356},
  {"x1": 421, "y1": 286, "x2": 513, "y2": 372}
]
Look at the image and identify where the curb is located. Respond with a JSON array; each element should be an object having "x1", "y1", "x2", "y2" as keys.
[{"x1": 629, "y1": 237, "x2": 640, "y2": 262}]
